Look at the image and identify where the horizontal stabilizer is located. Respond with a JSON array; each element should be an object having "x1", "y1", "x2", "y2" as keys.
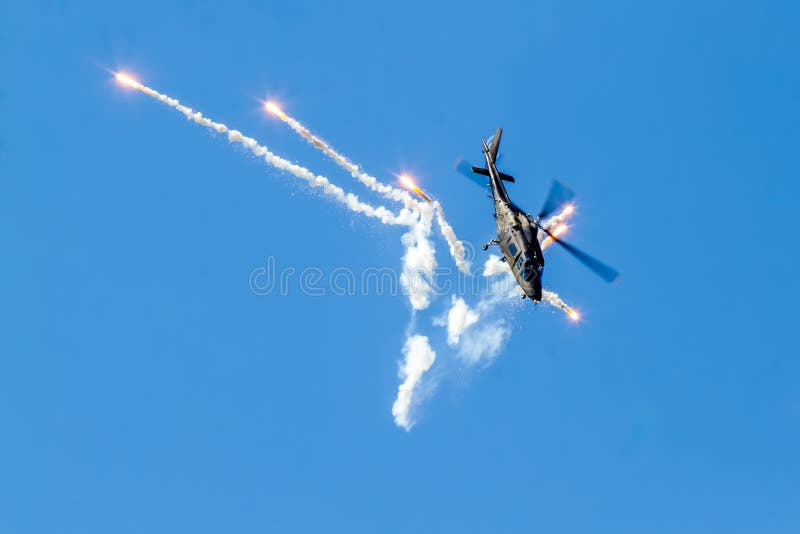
[{"x1": 471, "y1": 166, "x2": 514, "y2": 182}]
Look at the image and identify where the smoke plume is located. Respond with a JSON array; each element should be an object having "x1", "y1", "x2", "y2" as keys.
[
  {"x1": 400, "y1": 203, "x2": 437, "y2": 311},
  {"x1": 444, "y1": 296, "x2": 479, "y2": 346},
  {"x1": 392, "y1": 334, "x2": 436, "y2": 430}
]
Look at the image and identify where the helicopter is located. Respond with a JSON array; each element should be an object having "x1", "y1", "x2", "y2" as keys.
[{"x1": 458, "y1": 128, "x2": 618, "y2": 301}]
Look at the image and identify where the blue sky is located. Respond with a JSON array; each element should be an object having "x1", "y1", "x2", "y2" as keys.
[{"x1": 2, "y1": 0, "x2": 799, "y2": 532}]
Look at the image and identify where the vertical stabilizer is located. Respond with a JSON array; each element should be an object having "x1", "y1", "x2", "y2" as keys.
[{"x1": 485, "y1": 127, "x2": 502, "y2": 163}]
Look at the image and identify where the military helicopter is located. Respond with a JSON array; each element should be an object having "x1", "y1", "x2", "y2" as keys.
[{"x1": 458, "y1": 128, "x2": 618, "y2": 301}]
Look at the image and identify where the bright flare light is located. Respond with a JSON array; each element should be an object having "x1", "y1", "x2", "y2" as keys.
[
  {"x1": 399, "y1": 175, "x2": 432, "y2": 202},
  {"x1": 568, "y1": 309, "x2": 580, "y2": 321},
  {"x1": 115, "y1": 72, "x2": 140, "y2": 89},
  {"x1": 540, "y1": 203, "x2": 576, "y2": 250},
  {"x1": 399, "y1": 175, "x2": 416, "y2": 190},
  {"x1": 265, "y1": 101, "x2": 287, "y2": 119},
  {"x1": 541, "y1": 224, "x2": 569, "y2": 249}
]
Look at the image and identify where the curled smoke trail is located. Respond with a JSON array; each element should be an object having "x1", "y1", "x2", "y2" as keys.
[
  {"x1": 115, "y1": 74, "x2": 414, "y2": 226},
  {"x1": 392, "y1": 202, "x2": 439, "y2": 425},
  {"x1": 267, "y1": 103, "x2": 471, "y2": 275},
  {"x1": 392, "y1": 334, "x2": 436, "y2": 431},
  {"x1": 400, "y1": 202, "x2": 438, "y2": 311},
  {"x1": 433, "y1": 202, "x2": 471, "y2": 274}
]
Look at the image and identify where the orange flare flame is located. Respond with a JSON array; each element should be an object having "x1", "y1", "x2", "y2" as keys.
[{"x1": 399, "y1": 175, "x2": 432, "y2": 202}]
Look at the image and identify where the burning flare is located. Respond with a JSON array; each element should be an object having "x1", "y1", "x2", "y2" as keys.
[
  {"x1": 540, "y1": 204, "x2": 575, "y2": 251},
  {"x1": 115, "y1": 72, "x2": 141, "y2": 89},
  {"x1": 399, "y1": 174, "x2": 416, "y2": 190},
  {"x1": 264, "y1": 101, "x2": 287, "y2": 120},
  {"x1": 542, "y1": 289, "x2": 580, "y2": 321},
  {"x1": 541, "y1": 223, "x2": 569, "y2": 249},
  {"x1": 399, "y1": 174, "x2": 432, "y2": 202}
]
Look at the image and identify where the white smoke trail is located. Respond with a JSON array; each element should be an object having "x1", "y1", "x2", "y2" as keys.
[
  {"x1": 392, "y1": 334, "x2": 436, "y2": 430},
  {"x1": 390, "y1": 202, "x2": 438, "y2": 429},
  {"x1": 434, "y1": 202, "x2": 471, "y2": 274},
  {"x1": 269, "y1": 105, "x2": 472, "y2": 274},
  {"x1": 387, "y1": 193, "x2": 469, "y2": 426},
  {"x1": 267, "y1": 103, "x2": 419, "y2": 210},
  {"x1": 120, "y1": 76, "x2": 411, "y2": 226},
  {"x1": 542, "y1": 290, "x2": 577, "y2": 319},
  {"x1": 400, "y1": 202, "x2": 437, "y2": 311}
]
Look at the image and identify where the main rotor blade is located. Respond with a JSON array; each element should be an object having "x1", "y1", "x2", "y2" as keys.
[
  {"x1": 455, "y1": 159, "x2": 488, "y2": 188},
  {"x1": 538, "y1": 180, "x2": 576, "y2": 220},
  {"x1": 539, "y1": 225, "x2": 619, "y2": 283}
]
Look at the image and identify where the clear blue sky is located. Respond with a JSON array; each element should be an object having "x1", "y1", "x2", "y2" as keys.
[{"x1": 2, "y1": 1, "x2": 799, "y2": 532}]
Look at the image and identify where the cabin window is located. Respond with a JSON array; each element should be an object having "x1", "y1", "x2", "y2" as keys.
[{"x1": 508, "y1": 242, "x2": 518, "y2": 258}]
